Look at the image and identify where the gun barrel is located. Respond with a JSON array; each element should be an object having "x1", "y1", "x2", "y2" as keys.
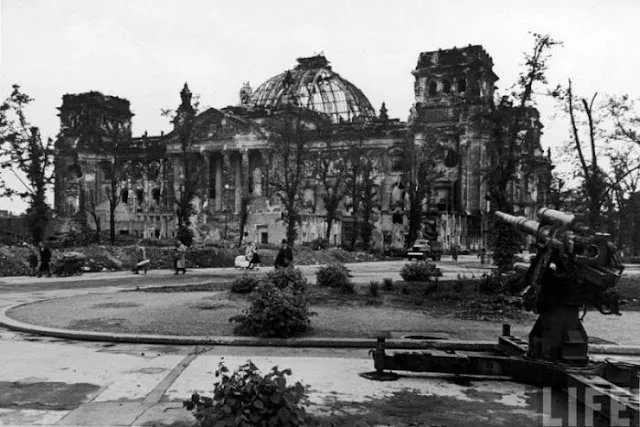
[
  {"x1": 494, "y1": 211, "x2": 542, "y2": 238},
  {"x1": 538, "y1": 208, "x2": 575, "y2": 226}
]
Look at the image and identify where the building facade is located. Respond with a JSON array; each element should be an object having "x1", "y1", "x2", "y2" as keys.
[{"x1": 53, "y1": 47, "x2": 552, "y2": 250}]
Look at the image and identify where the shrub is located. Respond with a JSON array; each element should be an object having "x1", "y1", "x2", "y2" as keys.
[
  {"x1": 184, "y1": 360, "x2": 309, "y2": 427},
  {"x1": 229, "y1": 283, "x2": 315, "y2": 338},
  {"x1": 265, "y1": 267, "x2": 308, "y2": 293},
  {"x1": 231, "y1": 275, "x2": 260, "y2": 294},
  {"x1": 369, "y1": 281, "x2": 380, "y2": 297},
  {"x1": 310, "y1": 237, "x2": 329, "y2": 250},
  {"x1": 382, "y1": 277, "x2": 394, "y2": 291},
  {"x1": 384, "y1": 246, "x2": 406, "y2": 258},
  {"x1": 316, "y1": 262, "x2": 354, "y2": 293},
  {"x1": 400, "y1": 261, "x2": 441, "y2": 282},
  {"x1": 476, "y1": 273, "x2": 503, "y2": 294}
]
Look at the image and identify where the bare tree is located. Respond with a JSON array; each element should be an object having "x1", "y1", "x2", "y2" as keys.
[
  {"x1": 397, "y1": 131, "x2": 445, "y2": 247},
  {"x1": 607, "y1": 95, "x2": 640, "y2": 146},
  {"x1": 485, "y1": 32, "x2": 561, "y2": 271},
  {"x1": 83, "y1": 188, "x2": 102, "y2": 243},
  {"x1": 0, "y1": 85, "x2": 55, "y2": 243},
  {"x1": 313, "y1": 140, "x2": 349, "y2": 243},
  {"x1": 560, "y1": 80, "x2": 609, "y2": 229},
  {"x1": 267, "y1": 108, "x2": 330, "y2": 246},
  {"x1": 358, "y1": 154, "x2": 379, "y2": 250}
]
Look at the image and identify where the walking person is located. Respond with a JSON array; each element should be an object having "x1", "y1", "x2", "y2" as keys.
[
  {"x1": 451, "y1": 244, "x2": 459, "y2": 262},
  {"x1": 133, "y1": 241, "x2": 150, "y2": 274},
  {"x1": 37, "y1": 241, "x2": 52, "y2": 278},
  {"x1": 174, "y1": 240, "x2": 187, "y2": 275},
  {"x1": 24, "y1": 242, "x2": 39, "y2": 276},
  {"x1": 274, "y1": 239, "x2": 293, "y2": 269},
  {"x1": 246, "y1": 242, "x2": 261, "y2": 270}
]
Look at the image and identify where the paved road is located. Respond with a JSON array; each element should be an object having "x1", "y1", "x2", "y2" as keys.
[{"x1": 0, "y1": 258, "x2": 638, "y2": 426}]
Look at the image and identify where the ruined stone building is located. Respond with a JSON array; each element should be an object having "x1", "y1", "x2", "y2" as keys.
[{"x1": 53, "y1": 46, "x2": 551, "y2": 250}]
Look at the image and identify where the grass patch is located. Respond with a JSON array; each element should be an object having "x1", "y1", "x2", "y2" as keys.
[{"x1": 128, "y1": 282, "x2": 231, "y2": 293}]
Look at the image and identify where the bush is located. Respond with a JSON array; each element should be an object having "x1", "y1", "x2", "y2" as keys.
[
  {"x1": 310, "y1": 237, "x2": 329, "y2": 250},
  {"x1": 400, "y1": 261, "x2": 441, "y2": 282},
  {"x1": 369, "y1": 281, "x2": 380, "y2": 297},
  {"x1": 382, "y1": 278, "x2": 394, "y2": 291},
  {"x1": 229, "y1": 283, "x2": 315, "y2": 338},
  {"x1": 265, "y1": 267, "x2": 308, "y2": 293},
  {"x1": 184, "y1": 360, "x2": 309, "y2": 427},
  {"x1": 476, "y1": 273, "x2": 503, "y2": 294},
  {"x1": 384, "y1": 246, "x2": 406, "y2": 258},
  {"x1": 316, "y1": 262, "x2": 354, "y2": 293},
  {"x1": 231, "y1": 275, "x2": 260, "y2": 294}
]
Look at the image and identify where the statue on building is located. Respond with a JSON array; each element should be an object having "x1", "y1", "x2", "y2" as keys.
[
  {"x1": 239, "y1": 82, "x2": 253, "y2": 106},
  {"x1": 379, "y1": 102, "x2": 389, "y2": 121}
]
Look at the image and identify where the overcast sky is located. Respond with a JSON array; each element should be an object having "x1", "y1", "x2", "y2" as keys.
[{"x1": 1, "y1": 0, "x2": 639, "y2": 214}]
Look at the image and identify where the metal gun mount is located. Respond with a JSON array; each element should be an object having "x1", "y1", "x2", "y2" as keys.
[
  {"x1": 363, "y1": 208, "x2": 639, "y2": 425},
  {"x1": 496, "y1": 208, "x2": 625, "y2": 364}
]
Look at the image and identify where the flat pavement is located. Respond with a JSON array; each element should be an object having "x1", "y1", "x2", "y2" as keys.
[{"x1": 0, "y1": 257, "x2": 639, "y2": 426}]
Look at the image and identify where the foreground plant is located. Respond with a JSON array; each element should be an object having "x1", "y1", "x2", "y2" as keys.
[{"x1": 184, "y1": 360, "x2": 310, "y2": 427}]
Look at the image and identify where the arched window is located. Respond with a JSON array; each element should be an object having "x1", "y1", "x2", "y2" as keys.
[
  {"x1": 443, "y1": 80, "x2": 451, "y2": 94},
  {"x1": 428, "y1": 81, "x2": 437, "y2": 96},
  {"x1": 457, "y1": 78, "x2": 467, "y2": 93},
  {"x1": 121, "y1": 188, "x2": 129, "y2": 204}
]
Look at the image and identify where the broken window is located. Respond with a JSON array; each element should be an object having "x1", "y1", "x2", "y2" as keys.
[
  {"x1": 428, "y1": 81, "x2": 437, "y2": 96},
  {"x1": 443, "y1": 80, "x2": 451, "y2": 94},
  {"x1": 458, "y1": 78, "x2": 466, "y2": 93}
]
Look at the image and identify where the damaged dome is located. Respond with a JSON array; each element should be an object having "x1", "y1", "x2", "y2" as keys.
[{"x1": 250, "y1": 54, "x2": 376, "y2": 124}]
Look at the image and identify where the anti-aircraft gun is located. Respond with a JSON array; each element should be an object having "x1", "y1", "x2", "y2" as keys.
[
  {"x1": 363, "y1": 207, "x2": 639, "y2": 424},
  {"x1": 495, "y1": 208, "x2": 625, "y2": 363}
]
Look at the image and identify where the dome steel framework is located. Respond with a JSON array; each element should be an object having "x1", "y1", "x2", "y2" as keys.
[{"x1": 250, "y1": 55, "x2": 376, "y2": 123}]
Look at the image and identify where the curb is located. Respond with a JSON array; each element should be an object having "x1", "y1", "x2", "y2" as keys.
[{"x1": 3, "y1": 303, "x2": 640, "y2": 356}]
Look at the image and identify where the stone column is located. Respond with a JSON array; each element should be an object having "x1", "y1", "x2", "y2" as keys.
[
  {"x1": 203, "y1": 153, "x2": 211, "y2": 206},
  {"x1": 215, "y1": 154, "x2": 222, "y2": 211},
  {"x1": 260, "y1": 150, "x2": 270, "y2": 198},
  {"x1": 222, "y1": 151, "x2": 231, "y2": 211},
  {"x1": 234, "y1": 151, "x2": 246, "y2": 214}
]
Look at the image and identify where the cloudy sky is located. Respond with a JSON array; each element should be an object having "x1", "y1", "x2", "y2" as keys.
[{"x1": 1, "y1": 0, "x2": 639, "y2": 213}]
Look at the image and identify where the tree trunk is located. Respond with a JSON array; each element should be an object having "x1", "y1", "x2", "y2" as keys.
[
  {"x1": 95, "y1": 218, "x2": 101, "y2": 244},
  {"x1": 110, "y1": 205, "x2": 116, "y2": 244},
  {"x1": 325, "y1": 215, "x2": 334, "y2": 241}
]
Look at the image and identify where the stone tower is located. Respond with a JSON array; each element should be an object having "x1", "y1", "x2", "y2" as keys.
[
  {"x1": 410, "y1": 45, "x2": 499, "y2": 249},
  {"x1": 54, "y1": 92, "x2": 133, "y2": 220}
]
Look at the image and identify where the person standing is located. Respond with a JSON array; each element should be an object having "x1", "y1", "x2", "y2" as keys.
[
  {"x1": 174, "y1": 240, "x2": 187, "y2": 274},
  {"x1": 274, "y1": 239, "x2": 293, "y2": 269},
  {"x1": 37, "y1": 242, "x2": 52, "y2": 278},
  {"x1": 24, "y1": 242, "x2": 39, "y2": 276}
]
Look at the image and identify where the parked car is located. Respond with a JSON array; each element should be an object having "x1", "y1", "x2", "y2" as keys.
[{"x1": 407, "y1": 239, "x2": 443, "y2": 261}]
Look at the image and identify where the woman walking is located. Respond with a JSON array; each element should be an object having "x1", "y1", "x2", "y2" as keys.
[{"x1": 174, "y1": 240, "x2": 187, "y2": 274}]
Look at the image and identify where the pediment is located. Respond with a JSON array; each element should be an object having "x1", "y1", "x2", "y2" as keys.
[{"x1": 193, "y1": 108, "x2": 264, "y2": 141}]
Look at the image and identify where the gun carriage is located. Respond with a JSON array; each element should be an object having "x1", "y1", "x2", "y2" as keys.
[{"x1": 363, "y1": 208, "x2": 639, "y2": 425}]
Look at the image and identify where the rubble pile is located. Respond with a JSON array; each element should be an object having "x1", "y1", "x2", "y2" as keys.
[{"x1": 0, "y1": 243, "x2": 385, "y2": 276}]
